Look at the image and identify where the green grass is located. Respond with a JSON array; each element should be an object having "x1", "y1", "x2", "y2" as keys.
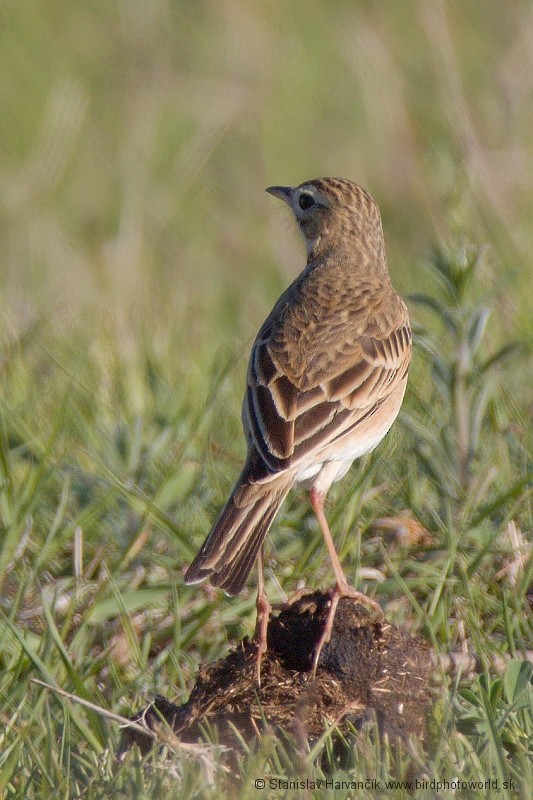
[{"x1": 1, "y1": 1, "x2": 533, "y2": 798}]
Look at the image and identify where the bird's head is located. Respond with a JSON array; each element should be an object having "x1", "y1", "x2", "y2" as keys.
[{"x1": 266, "y1": 177, "x2": 383, "y2": 261}]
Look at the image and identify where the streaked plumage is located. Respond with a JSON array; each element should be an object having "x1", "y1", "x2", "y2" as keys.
[{"x1": 185, "y1": 178, "x2": 411, "y2": 619}]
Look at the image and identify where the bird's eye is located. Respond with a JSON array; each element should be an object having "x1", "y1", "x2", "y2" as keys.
[{"x1": 298, "y1": 192, "x2": 315, "y2": 211}]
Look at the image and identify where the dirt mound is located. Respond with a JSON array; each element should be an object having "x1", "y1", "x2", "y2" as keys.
[{"x1": 123, "y1": 591, "x2": 432, "y2": 755}]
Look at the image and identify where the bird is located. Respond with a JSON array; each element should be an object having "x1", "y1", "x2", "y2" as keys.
[{"x1": 185, "y1": 177, "x2": 411, "y2": 677}]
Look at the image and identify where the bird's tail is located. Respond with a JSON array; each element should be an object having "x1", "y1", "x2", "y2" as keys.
[{"x1": 184, "y1": 455, "x2": 293, "y2": 595}]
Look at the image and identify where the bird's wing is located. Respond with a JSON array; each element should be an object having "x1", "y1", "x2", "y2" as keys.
[{"x1": 244, "y1": 290, "x2": 411, "y2": 474}]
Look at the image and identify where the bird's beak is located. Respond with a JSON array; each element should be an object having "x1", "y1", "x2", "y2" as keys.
[{"x1": 265, "y1": 185, "x2": 293, "y2": 206}]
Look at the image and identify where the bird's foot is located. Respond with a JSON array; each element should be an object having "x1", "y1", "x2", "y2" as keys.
[{"x1": 311, "y1": 584, "x2": 383, "y2": 678}]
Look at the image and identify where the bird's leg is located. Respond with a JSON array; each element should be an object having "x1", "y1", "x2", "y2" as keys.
[
  {"x1": 309, "y1": 486, "x2": 382, "y2": 677},
  {"x1": 253, "y1": 545, "x2": 271, "y2": 686}
]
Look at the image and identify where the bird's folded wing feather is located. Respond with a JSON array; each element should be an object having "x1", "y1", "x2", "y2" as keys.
[{"x1": 244, "y1": 300, "x2": 411, "y2": 474}]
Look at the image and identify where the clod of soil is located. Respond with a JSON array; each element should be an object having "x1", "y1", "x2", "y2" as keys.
[{"x1": 123, "y1": 591, "x2": 433, "y2": 754}]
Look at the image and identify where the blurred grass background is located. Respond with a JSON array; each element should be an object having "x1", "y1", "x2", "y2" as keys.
[{"x1": 0, "y1": 1, "x2": 532, "y2": 797}]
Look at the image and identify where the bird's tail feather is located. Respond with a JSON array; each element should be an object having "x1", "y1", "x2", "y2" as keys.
[{"x1": 184, "y1": 462, "x2": 292, "y2": 596}]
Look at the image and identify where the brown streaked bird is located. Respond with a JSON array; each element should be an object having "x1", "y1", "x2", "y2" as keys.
[{"x1": 185, "y1": 177, "x2": 411, "y2": 676}]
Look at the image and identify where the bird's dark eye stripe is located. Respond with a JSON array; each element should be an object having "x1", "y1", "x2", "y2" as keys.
[{"x1": 298, "y1": 193, "x2": 315, "y2": 211}]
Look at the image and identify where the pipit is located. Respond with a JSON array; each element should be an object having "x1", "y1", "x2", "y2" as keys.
[{"x1": 185, "y1": 177, "x2": 411, "y2": 677}]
